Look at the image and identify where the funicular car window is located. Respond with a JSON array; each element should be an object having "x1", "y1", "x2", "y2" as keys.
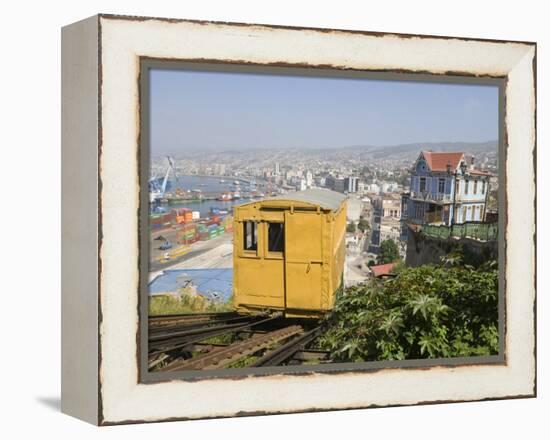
[
  {"x1": 268, "y1": 222, "x2": 284, "y2": 253},
  {"x1": 243, "y1": 221, "x2": 257, "y2": 251}
]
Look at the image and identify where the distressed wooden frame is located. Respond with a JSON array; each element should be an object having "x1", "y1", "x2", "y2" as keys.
[{"x1": 61, "y1": 14, "x2": 536, "y2": 425}]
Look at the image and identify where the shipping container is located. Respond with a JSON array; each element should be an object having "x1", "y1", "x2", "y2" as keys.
[
  {"x1": 174, "y1": 208, "x2": 192, "y2": 224},
  {"x1": 180, "y1": 223, "x2": 196, "y2": 232}
]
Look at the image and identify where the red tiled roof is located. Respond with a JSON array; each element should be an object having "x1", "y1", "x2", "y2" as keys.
[
  {"x1": 422, "y1": 151, "x2": 464, "y2": 172},
  {"x1": 371, "y1": 263, "x2": 396, "y2": 278}
]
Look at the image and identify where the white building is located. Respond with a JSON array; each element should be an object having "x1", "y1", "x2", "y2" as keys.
[
  {"x1": 346, "y1": 196, "x2": 362, "y2": 223},
  {"x1": 382, "y1": 197, "x2": 401, "y2": 218},
  {"x1": 345, "y1": 176, "x2": 359, "y2": 193},
  {"x1": 380, "y1": 216, "x2": 401, "y2": 244},
  {"x1": 306, "y1": 170, "x2": 313, "y2": 188},
  {"x1": 366, "y1": 183, "x2": 381, "y2": 194}
]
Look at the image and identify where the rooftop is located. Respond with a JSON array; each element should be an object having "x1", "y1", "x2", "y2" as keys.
[
  {"x1": 421, "y1": 151, "x2": 464, "y2": 172},
  {"x1": 267, "y1": 188, "x2": 347, "y2": 211},
  {"x1": 370, "y1": 262, "x2": 397, "y2": 278}
]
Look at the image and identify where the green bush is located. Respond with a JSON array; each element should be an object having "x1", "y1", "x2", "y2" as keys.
[
  {"x1": 377, "y1": 239, "x2": 400, "y2": 265},
  {"x1": 358, "y1": 218, "x2": 370, "y2": 232},
  {"x1": 317, "y1": 259, "x2": 498, "y2": 362}
]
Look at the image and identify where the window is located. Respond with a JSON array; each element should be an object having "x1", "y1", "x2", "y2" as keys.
[
  {"x1": 481, "y1": 180, "x2": 486, "y2": 194},
  {"x1": 464, "y1": 179, "x2": 469, "y2": 195},
  {"x1": 438, "y1": 178, "x2": 445, "y2": 193},
  {"x1": 267, "y1": 223, "x2": 284, "y2": 253},
  {"x1": 419, "y1": 177, "x2": 426, "y2": 192},
  {"x1": 243, "y1": 221, "x2": 257, "y2": 251},
  {"x1": 415, "y1": 203, "x2": 422, "y2": 220},
  {"x1": 473, "y1": 180, "x2": 478, "y2": 194}
]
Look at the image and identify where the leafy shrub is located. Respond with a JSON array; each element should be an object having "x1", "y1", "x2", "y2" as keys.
[
  {"x1": 358, "y1": 218, "x2": 370, "y2": 232},
  {"x1": 317, "y1": 259, "x2": 498, "y2": 362},
  {"x1": 377, "y1": 239, "x2": 400, "y2": 264}
]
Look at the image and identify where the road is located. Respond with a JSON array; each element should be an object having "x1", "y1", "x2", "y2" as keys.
[{"x1": 149, "y1": 232, "x2": 233, "y2": 273}]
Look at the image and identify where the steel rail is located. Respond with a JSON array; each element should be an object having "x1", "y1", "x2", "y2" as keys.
[
  {"x1": 148, "y1": 312, "x2": 241, "y2": 328},
  {"x1": 149, "y1": 317, "x2": 260, "y2": 342},
  {"x1": 149, "y1": 311, "x2": 239, "y2": 320},
  {"x1": 148, "y1": 315, "x2": 281, "y2": 356},
  {"x1": 149, "y1": 315, "x2": 254, "y2": 336},
  {"x1": 250, "y1": 326, "x2": 321, "y2": 367},
  {"x1": 162, "y1": 325, "x2": 304, "y2": 372}
]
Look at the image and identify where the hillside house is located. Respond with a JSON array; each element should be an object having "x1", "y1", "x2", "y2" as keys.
[{"x1": 401, "y1": 151, "x2": 491, "y2": 227}]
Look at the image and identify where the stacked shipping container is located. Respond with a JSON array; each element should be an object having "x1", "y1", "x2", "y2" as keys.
[{"x1": 150, "y1": 206, "x2": 234, "y2": 242}]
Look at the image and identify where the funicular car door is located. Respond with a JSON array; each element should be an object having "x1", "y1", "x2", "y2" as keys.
[{"x1": 284, "y1": 209, "x2": 323, "y2": 310}]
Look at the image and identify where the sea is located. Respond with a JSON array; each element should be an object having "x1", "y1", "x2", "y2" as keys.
[{"x1": 155, "y1": 175, "x2": 256, "y2": 217}]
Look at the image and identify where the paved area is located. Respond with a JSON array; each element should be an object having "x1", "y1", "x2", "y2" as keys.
[
  {"x1": 149, "y1": 233, "x2": 232, "y2": 272},
  {"x1": 148, "y1": 235, "x2": 234, "y2": 300},
  {"x1": 168, "y1": 241, "x2": 233, "y2": 270},
  {"x1": 149, "y1": 268, "x2": 233, "y2": 302},
  {"x1": 345, "y1": 254, "x2": 370, "y2": 287}
]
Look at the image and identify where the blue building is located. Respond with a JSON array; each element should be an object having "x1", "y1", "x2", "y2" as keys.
[{"x1": 402, "y1": 151, "x2": 491, "y2": 227}]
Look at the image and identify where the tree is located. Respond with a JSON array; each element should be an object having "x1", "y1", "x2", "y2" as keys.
[
  {"x1": 316, "y1": 258, "x2": 498, "y2": 362},
  {"x1": 376, "y1": 239, "x2": 400, "y2": 264},
  {"x1": 346, "y1": 221, "x2": 356, "y2": 233},
  {"x1": 358, "y1": 218, "x2": 370, "y2": 232}
]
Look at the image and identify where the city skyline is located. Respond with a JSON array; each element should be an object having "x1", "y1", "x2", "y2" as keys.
[{"x1": 150, "y1": 68, "x2": 499, "y2": 155}]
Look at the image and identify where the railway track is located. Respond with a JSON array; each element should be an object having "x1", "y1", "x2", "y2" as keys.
[
  {"x1": 149, "y1": 312, "x2": 240, "y2": 329},
  {"x1": 148, "y1": 312, "x2": 330, "y2": 371}
]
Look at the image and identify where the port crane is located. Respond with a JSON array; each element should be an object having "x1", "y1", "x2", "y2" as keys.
[{"x1": 150, "y1": 156, "x2": 179, "y2": 203}]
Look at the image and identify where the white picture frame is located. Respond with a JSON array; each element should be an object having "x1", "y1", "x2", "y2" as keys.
[{"x1": 61, "y1": 14, "x2": 536, "y2": 425}]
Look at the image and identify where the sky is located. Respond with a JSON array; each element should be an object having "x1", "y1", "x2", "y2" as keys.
[{"x1": 149, "y1": 68, "x2": 499, "y2": 154}]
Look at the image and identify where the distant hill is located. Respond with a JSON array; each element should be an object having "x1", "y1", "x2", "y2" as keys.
[
  {"x1": 370, "y1": 140, "x2": 497, "y2": 155},
  {"x1": 156, "y1": 140, "x2": 498, "y2": 160},
  {"x1": 333, "y1": 140, "x2": 498, "y2": 161}
]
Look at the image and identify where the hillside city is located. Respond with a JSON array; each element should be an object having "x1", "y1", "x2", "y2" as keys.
[{"x1": 150, "y1": 141, "x2": 498, "y2": 287}]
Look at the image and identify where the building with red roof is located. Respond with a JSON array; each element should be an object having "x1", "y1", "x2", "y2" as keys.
[
  {"x1": 401, "y1": 151, "x2": 492, "y2": 229},
  {"x1": 370, "y1": 263, "x2": 397, "y2": 279}
]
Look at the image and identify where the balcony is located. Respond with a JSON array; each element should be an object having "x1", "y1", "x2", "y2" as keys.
[{"x1": 409, "y1": 191, "x2": 452, "y2": 204}]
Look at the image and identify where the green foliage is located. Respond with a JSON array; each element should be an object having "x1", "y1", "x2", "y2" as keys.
[
  {"x1": 317, "y1": 258, "x2": 498, "y2": 362},
  {"x1": 358, "y1": 218, "x2": 370, "y2": 232},
  {"x1": 346, "y1": 221, "x2": 356, "y2": 233},
  {"x1": 228, "y1": 355, "x2": 260, "y2": 369},
  {"x1": 377, "y1": 239, "x2": 400, "y2": 264},
  {"x1": 390, "y1": 259, "x2": 405, "y2": 274}
]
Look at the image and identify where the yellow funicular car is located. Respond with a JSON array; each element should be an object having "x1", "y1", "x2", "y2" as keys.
[{"x1": 233, "y1": 189, "x2": 347, "y2": 318}]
